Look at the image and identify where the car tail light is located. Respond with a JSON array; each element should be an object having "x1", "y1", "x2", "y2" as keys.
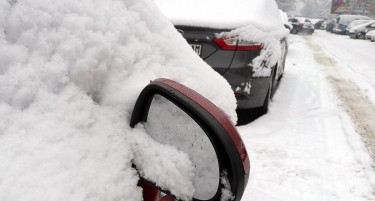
[
  {"x1": 214, "y1": 37, "x2": 263, "y2": 51},
  {"x1": 234, "y1": 93, "x2": 242, "y2": 98}
]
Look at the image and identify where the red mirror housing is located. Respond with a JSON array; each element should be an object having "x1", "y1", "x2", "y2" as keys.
[{"x1": 130, "y1": 78, "x2": 250, "y2": 201}]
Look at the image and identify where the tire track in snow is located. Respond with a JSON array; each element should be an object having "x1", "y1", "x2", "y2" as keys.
[{"x1": 304, "y1": 36, "x2": 375, "y2": 162}]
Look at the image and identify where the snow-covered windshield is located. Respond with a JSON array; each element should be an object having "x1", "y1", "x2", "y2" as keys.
[{"x1": 0, "y1": 0, "x2": 237, "y2": 200}]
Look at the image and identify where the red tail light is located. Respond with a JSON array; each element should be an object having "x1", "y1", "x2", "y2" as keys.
[{"x1": 214, "y1": 37, "x2": 263, "y2": 51}]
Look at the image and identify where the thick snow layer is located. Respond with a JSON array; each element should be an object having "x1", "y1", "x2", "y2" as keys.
[
  {"x1": 240, "y1": 35, "x2": 375, "y2": 201},
  {"x1": 350, "y1": 20, "x2": 375, "y2": 32},
  {"x1": 0, "y1": 0, "x2": 237, "y2": 200},
  {"x1": 337, "y1": 15, "x2": 373, "y2": 25},
  {"x1": 154, "y1": 0, "x2": 285, "y2": 31}
]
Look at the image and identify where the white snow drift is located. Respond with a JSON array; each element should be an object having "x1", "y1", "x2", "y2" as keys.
[{"x1": 0, "y1": 0, "x2": 237, "y2": 200}]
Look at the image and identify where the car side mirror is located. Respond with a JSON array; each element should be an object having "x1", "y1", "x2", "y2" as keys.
[{"x1": 130, "y1": 78, "x2": 250, "y2": 201}]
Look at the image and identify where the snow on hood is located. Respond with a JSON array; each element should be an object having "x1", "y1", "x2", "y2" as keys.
[
  {"x1": 0, "y1": 0, "x2": 237, "y2": 200},
  {"x1": 350, "y1": 20, "x2": 375, "y2": 32},
  {"x1": 154, "y1": 0, "x2": 285, "y2": 31}
]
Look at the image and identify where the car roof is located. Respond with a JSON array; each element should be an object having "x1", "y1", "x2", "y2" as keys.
[
  {"x1": 337, "y1": 15, "x2": 373, "y2": 24},
  {"x1": 154, "y1": 0, "x2": 284, "y2": 31},
  {"x1": 350, "y1": 20, "x2": 375, "y2": 30}
]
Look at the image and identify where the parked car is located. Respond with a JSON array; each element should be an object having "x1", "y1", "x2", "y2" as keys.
[
  {"x1": 366, "y1": 30, "x2": 375, "y2": 41},
  {"x1": 345, "y1": 19, "x2": 372, "y2": 34},
  {"x1": 349, "y1": 20, "x2": 375, "y2": 39},
  {"x1": 289, "y1": 17, "x2": 315, "y2": 34},
  {"x1": 310, "y1": 18, "x2": 324, "y2": 29},
  {"x1": 332, "y1": 14, "x2": 372, "y2": 34},
  {"x1": 1, "y1": 0, "x2": 250, "y2": 201},
  {"x1": 325, "y1": 19, "x2": 335, "y2": 32},
  {"x1": 155, "y1": 0, "x2": 289, "y2": 113}
]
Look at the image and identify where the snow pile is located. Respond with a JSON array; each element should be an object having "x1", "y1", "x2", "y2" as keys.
[{"x1": 0, "y1": 0, "x2": 237, "y2": 200}]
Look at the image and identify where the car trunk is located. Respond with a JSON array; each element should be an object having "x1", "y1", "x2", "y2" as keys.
[{"x1": 175, "y1": 25, "x2": 236, "y2": 75}]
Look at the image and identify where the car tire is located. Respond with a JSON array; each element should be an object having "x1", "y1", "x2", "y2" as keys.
[
  {"x1": 291, "y1": 28, "x2": 298, "y2": 34},
  {"x1": 358, "y1": 33, "x2": 365, "y2": 40}
]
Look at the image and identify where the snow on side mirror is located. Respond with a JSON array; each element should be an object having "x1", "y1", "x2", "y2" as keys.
[{"x1": 130, "y1": 78, "x2": 250, "y2": 201}]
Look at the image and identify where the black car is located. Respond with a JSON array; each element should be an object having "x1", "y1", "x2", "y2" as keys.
[{"x1": 156, "y1": 0, "x2": 288, "y2": 113}]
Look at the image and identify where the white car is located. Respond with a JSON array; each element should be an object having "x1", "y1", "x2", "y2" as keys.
[
  {"x1": 0, "y1": 0, "x2": 249, "y2": 201},
  {"x1": 346, "y1": 19, "x2": 372, "y2": 34},
  {"x1": 348, "y1": 20, "x2": 375, "y2": 39}
]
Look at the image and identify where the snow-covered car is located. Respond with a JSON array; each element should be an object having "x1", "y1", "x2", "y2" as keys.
[
  {"x1": 366, "y1": 30, "x2": 375, "y2": 41},
  {"x1": 289, "y1": 17, "x2": 314, "y2": 35},
  {"x1": 325, "y1": 19, "x2": 335, "y2": 32},
  {"x1": 332, "y1": 14, "x2": 372, "y2": 34},
  {"x1": 0, "y1": 0, "x2": 250, "y2": 201},
  {"x1": 279, "y1": 9, "x2": 293, "y2": 30},
  {"x1": 309, "y1": 18, "x2": 324, "y2": 29},
  {"x1": 345, "y1": 19, "x2": 372, "y2": 34},
  {"x1": 155, "y1": 0, "x2": 289, "y2": 113},
  {"x1": 349, "y1": 20, "x2": 375, "y2": 39}
]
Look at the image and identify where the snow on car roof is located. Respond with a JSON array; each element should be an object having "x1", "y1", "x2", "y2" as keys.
[
  {"x1": 0, "y1": 0, "x2": 237, "y2": 200},
  {"x1": 154, "y1": 0, "x2": 285, "y2": 31},
  {"x1": 337, "y1": 15, "x2": 373, "y2": 25},
  {"x1": 350, "y1": 20, "x2": 375, "y2": 31}
]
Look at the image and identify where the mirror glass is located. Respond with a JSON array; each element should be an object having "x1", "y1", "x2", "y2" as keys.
[{"x1": 144, "y1": 94, "x2": 220, "y2": 200}]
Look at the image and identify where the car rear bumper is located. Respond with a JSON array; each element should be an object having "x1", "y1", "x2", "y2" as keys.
[
  {"x1": 349, "y1": 32, "x2": 357, "y2": 38},
  {"x1": 221, "y1": 68, "x2": 271, "y2": 109},
  {"x1": 234, "y1": 78, "x2": 271, "y2": 109}
]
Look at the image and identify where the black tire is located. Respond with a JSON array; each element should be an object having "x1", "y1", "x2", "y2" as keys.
[
  {"x1": 291, "y1": 28, "x2": 298, "y2": 34},
  {"x1": 358, "y1": 33, "x2": 365, "y2": 40}
]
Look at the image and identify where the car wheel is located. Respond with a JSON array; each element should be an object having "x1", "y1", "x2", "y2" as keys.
[
  {"x1": 291, "y1": 28, "x2": 298, "y2": 34},
  {"x1": 358, "y1": 33, "x2": 365, "y2": 40}
]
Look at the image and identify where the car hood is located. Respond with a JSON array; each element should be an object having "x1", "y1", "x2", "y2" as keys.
[{"x1": 350, "y1": 21, "x2": 375, "y2": 32}]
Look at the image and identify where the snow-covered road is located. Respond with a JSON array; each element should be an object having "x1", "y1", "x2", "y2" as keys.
[{"x1": 240, "y1": 32, "x2": 375, "y2": 201}]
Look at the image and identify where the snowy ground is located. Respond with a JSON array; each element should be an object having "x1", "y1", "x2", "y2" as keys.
[{"x1": 240, "y1": 32, "x2": 375, "y2": 201}]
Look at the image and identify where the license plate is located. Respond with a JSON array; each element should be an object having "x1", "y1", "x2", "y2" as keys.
[{"x1": 190, "y1": 44, "x2": 202, "y2": 56}]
